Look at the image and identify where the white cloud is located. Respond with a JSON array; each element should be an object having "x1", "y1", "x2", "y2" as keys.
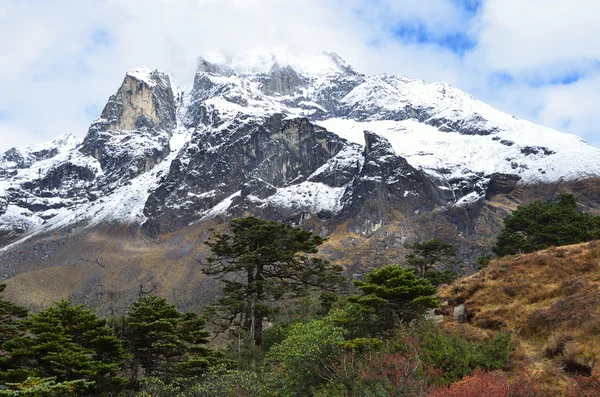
[
  {"x1": 0, "y1": 0, "x2": 599, "y2": 151},
  {"x1": 472, "y1": 0, "x2": 600, "y2": 72}
]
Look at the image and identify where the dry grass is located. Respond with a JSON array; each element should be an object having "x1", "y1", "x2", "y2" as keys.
[{"x1": 439, "y1": 240, "x2": 600, "y2": 384}]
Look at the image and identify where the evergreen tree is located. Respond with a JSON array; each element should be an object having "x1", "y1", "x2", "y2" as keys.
[
  {"x1": 125, "y1": 295, "x2": 216, "y2": 381},
  {"x1": 347, "y1": 265, "x2": 441, "y2": 336},
  {"x1": 0, "y1": 377, "x2": 94, "y2": 397},
  {"x1": 0, "y1": 300, "x2": 128, "y2": 394},
  {"x1": 405, "y1": 239, "x2": 458, "y2": 277},
  {"x1": 202, "y1": 217, "x2": 343, "y2": 346},
  {"x1": 0, "y1": 283, "x2": 28, "y2": 346},
  {"x1": 174, "y1": 312, "x2": 216, "y2": 377},
  {"x1": 493, "y1": 193, "x2": 600, "y2": 256}
]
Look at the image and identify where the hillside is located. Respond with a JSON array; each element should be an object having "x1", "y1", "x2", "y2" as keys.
[{"x1": 440, "y1": 240, "x2": 600, "y2": 386}]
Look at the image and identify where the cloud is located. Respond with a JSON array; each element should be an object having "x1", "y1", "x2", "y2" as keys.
[{"x1": 0, "y1": 0, "x2": 599, "y2": 152}]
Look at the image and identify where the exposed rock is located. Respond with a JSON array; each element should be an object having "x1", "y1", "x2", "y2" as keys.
[{"x1": 453, "y1": 304, "x2": 466, "y2": 323}]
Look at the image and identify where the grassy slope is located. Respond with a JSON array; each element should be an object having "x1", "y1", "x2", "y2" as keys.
[{"x1": 439, "y1": 241, "x2": 600, "y2": 385}]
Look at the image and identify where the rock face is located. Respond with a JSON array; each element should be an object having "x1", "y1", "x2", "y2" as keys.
[
  {"x1": 143, "y1": 115, "x2": 348, "y2": 235},
  {"x1": 80, "y1": 68, "x2": 175, "y2": 190},
  {"x1": 3, "y1": 51, "x2": 600, "y2": 313}
]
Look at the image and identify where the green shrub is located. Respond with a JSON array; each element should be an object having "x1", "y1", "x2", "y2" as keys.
[
  {"x1": 137, "y1": 366, "x2": 274, "y2": 397},
  {"x1": 424, "y1": 270, "x2": 460, "y2": 286},
  {"x1": 415, "y1": 321, "x2": 513, "y2": 384},
  {"x1": 266, "y1": 318, "x2": 346, "y2": 397}
]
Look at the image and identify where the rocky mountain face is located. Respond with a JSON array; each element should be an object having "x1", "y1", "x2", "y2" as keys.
[{"x1": 2, "y1": 50, "x2": 600, "y2": 314}]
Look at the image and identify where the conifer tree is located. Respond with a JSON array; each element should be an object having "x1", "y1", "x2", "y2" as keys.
[
  {"x1": 405, "y1": 239, "x2": 458, "y2": 277},
  {"x1": 125, "y1": 295, "x2": 216, "y2": 381},
  {"x1": 0, "y1": 300, "x2": 128, "y2": 394},
  {"x1": 348, "y1": 265, "x2": 441, "y2": 336},
  {"x1": 0, "y1": 283, "x2": 28, "y2": 346},
  {"x1": 202, "y1": 217, "x2": 343, "y2": 346},
  {"x1": 493, "y1": 193, "x2": 600, "y2": 256}
]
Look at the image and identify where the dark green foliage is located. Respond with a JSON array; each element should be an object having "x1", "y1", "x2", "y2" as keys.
[
  {"x1": 493, "y1": 193, "x2": 600, "y2": 257},
  {"x1": 347, "y1": 265, "x2": 441, "y2": 336},
  {"x1": 423, "y1": 270, "x2": 460, "y2": 286},
  {"x1": 0, "y1": 284, "x2": 28, "y2": 346},
  {"x1": 415, "y1": 321, "x2": 513, "y2": 384},
  {"x1": 405, "y1": 239, "x2": 459, "y2": 276},
  {"x1": 476, "y1": 255, "x2": 493, "y2": 268},
  {"x1": 0, "y1": 377, "x2": 94, "y2": 397},
  {"x1": 125, "y1": 295, "x2": 217, "y2": 381},
  {"x1": 202, "y1": 217, "x2": 343, "y2": 346},
  {"x1": 0, "y1": 300, "x2": 127, "y2": 394}
]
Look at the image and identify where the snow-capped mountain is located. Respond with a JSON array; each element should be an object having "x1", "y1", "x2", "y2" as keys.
[{"x1": 2, "y1": 50, "x2": 600, "y2": 267}]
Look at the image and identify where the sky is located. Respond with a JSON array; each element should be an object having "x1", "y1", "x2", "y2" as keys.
[{"x1": 1, "y1": 0, "x2": 600, "y2": 152}]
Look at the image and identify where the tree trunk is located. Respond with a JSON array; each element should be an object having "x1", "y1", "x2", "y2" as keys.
[
  {"x1": 244, "y1": 267, "x2": 254, "y2": 332},
  {"x1": 254, "y1": 310, "x2": 263, "y2": 346},
  {"x1": 253, "y1": 264, "x2": 264, "y2": 346}
]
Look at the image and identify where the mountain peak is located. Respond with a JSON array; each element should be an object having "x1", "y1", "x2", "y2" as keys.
[
  {"x1": 197, "y1": 50, "x2": 355, "y2": 77},
  {"x1": 125, "y1": 67, "x2": 170, "y2": 88}
]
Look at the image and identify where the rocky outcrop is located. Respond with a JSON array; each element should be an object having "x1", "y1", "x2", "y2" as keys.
[
  {"x1": 341, "y1": 131, "x2": 450, "y2": 233},
  {"x1": 91, "y1": 68, "x2": 176, "y2": 134},
  {"x1": 260, "y1": 64, "x2": 305, "y2": 96},
  {"x1": 79, "y1": 68, "x2": 176, "y2": 190},
  {"x1": 142, "y1": 115, "x2": 348, "y2": 235}
]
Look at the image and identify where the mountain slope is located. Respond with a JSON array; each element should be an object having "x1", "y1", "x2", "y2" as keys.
[
  {"x1": 2, "y1": 50, "x2": 600, "y2": 313},
  {"x1": 439, "y1": 241, "x2": 600, "y2": 380}
]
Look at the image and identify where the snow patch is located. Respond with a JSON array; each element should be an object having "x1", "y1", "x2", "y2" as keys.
[{"x1": 264, "y1": 182, "x2": 346, "y2": 214}]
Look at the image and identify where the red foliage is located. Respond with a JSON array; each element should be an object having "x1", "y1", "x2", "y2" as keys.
[
  {"x1": 565, "y1": 375, "x2": 600, "y2": 397},
  {"x1": 428, "y1": 370, "x2": 600, "y2": 397},
  {"x1": 428, "y1": 371, "x2": 510, "y2": 397}
]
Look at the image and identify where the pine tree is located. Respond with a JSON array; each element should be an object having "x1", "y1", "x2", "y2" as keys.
[
  {"x1": 0, "y1": 283, "x2": 28, "y2": 346},
  {"x1": 175, "y1": 312, "x2": 215, "y2": 377},
  {"x1": 405, "y1": 239, "x2": 458, "y2": 277},
  {"x1": 493, "y1": 193, "x2": 600, "y2": 256},
  {"x1": 124, "y1": 295, "x2": 216, "y2": 381},
  {"x1": 0, "y1": 300, "x2": 128, "y2": 394},
  {"x1": 202, "y1": 217, "x2": 343, "y2": 346},
  {"x1": 348, "y1": 265, "x2": 441, "y2": 336}
]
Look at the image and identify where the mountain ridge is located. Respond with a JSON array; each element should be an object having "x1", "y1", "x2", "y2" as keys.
[{"x1": 2, "y1": 50, "x2": 600, "y2": 313}]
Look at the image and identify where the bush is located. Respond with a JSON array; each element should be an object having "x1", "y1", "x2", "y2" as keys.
[
  {"x1": 424, "y1": 270, "x2": 460, "y2": 286},
  {"x1": 415, "y1": 321, "x2": 513, "y2": 384},
  {"x1": 265, "y1": 318, "x2": 346, "y2": 397},
  {"x1": 427, "y1": 371, "x2": 510, "y2": 397},
  {"x1": 0, "y1": 377, "x2": 93, "y2": 397},
  {"x1": 314, "y1": 347, "x2": 435, "y2": 397},
  {"x1": 136, "y1": 366, "x2": 273, "y2": 397}
]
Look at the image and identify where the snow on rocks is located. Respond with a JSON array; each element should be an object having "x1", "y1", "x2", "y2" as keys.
[{"x1": 4, "y1": 49, "x2": 600, "y2": 247}]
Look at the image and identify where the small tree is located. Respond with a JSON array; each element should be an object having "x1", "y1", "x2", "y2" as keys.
[
  {"x1": 405, "y1": 239, "x2": 458, "y2": 277},
  {"x1": 0, "y1": 300, "x2": 128, "y2": 394},
  {"x1": 493, "y1": 193, "x2": 600, "y2": 257},
  {"x1": 124, "y1": 295, "x2": 215, "y2": 381},
  {"x1": 202, "y1": 217, "x2": 343, "y2": 346},
  {"x1": 347, "y1": 265, "x2": 441, "y2": 336}
]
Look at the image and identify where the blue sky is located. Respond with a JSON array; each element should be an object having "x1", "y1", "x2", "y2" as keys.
[{"x1": 0, "y1": 0, "x2": 599, "y2": 151}]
